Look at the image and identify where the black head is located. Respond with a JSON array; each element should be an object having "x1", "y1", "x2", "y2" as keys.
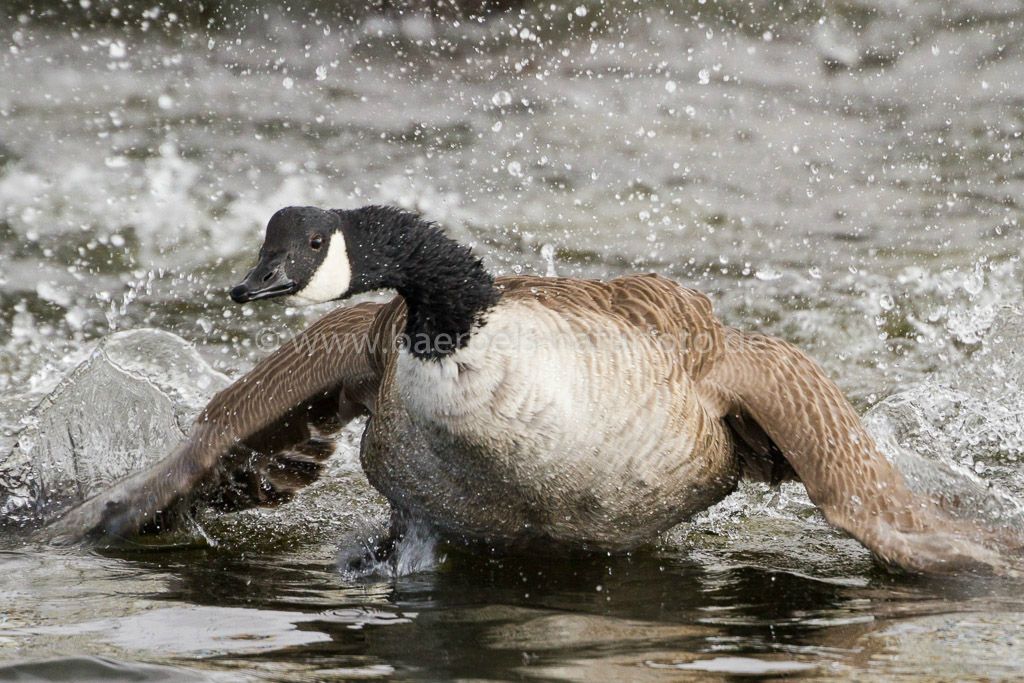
[
  {"x1": 230, "y1": 206, "x2": 351, "y2": 304},
  {"x1": 230, "y1": 205, "x2": 500, "y2": 359}
]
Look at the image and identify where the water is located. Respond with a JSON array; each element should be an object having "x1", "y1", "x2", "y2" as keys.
[
  {"x1": 3, "y1": 1, "x2": 1024, "y2": 678},
  {"x1": 0, "y1": 328, "x2": 231, "y2": 524}
]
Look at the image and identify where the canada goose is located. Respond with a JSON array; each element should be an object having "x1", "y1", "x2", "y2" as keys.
[{"x1": 44, "y1": 205, "x2": 1021, "y2": 574}]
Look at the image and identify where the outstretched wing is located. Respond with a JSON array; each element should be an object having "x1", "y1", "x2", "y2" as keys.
[
  {"x1": 41, "y1": 301, "x2": 386, "y2": 544},
  {"x1": 701, "y1": 327, "x2": 1022, "y2": 575}
]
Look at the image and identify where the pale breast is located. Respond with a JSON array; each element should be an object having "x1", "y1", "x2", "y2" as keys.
[{"x1": 366, "y1": 292, "x2": 739, "y2": 549}]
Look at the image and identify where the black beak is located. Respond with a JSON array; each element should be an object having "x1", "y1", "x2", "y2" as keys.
[{"x1": 230, "y1": 261, "x2": 297, "y2": 303}]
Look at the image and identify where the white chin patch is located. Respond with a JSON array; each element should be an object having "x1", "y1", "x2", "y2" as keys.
[{"x1": 291, "y1": 232, "x2": 352, "y2": 305}]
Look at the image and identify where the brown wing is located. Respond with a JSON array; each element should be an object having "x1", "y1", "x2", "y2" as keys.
[
  {"x1": 41, "y1": 302, "x2": 386, "y2": 544},
  {"x1": 701, "y1": 327, "x2": 1020, "y2": 574}
]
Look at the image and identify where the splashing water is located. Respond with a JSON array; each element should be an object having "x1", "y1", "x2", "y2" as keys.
[
  {"x1": 540, "y1": 243, "x2": 558, "y2": 277},
  {"x1": 3, "y1": 1, "x2": 1024, "y2": 679},
  {"x1": 334, "y1": 513, "x2": 445, "y2": 580}
]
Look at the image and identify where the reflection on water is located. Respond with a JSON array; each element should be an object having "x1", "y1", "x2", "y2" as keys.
[
  {"x1": 3, "y1": 543, "x2": 1024, "y2": 680},
  {"x1": 2, "y1": 0, "x2": 1024, "y2": 679}
]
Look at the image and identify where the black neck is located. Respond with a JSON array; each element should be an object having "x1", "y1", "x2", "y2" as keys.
[{"x1": 341, "y1": 206, "x2": 500, "y2": 360}]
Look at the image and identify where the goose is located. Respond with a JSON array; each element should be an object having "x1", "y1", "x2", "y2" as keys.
[{"x1": 43, "y1": 205, "x2": 1021, "y2": 574}]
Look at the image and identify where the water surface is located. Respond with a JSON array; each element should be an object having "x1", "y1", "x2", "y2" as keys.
[{"x1": 2, "y1": 2, "x2": 1024, "y2": 679}]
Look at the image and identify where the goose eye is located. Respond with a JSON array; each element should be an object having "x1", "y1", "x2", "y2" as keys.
[{"x1": 310, "y1": 234, "x2": 324, "y2": 250}]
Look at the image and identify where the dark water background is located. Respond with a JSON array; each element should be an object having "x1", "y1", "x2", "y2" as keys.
[{"x1": 2, "y1": 1, "x2": 1024, "y2": 679}]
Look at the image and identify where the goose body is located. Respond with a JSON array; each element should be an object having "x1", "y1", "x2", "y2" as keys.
[
  {"x1": 365, "y1": 278, "x2": 737, "y2": 549},
  {"x1": 42, "y1": 205, "x2": 1024, "y2": 574}
]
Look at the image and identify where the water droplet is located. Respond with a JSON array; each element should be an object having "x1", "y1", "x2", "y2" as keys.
[
  {"x1": 541, "y1": 244, "x2": 557, "y2": 277},
  {"x1": 108, "y1": 41, "x2": 126, "y2": 59},
  {"x1": 963, "y1": 270, "x2": 984, "y2": 296},
  {"x1": 507, "y1": 160, "x2": 523, "y2": 177},
  {"x1": 491, "y1": 90, "x2": 512, "y2": 107},
  {"x1": 315, "y1": 65, "x2": 327, "y2": 81},
  {"x1": 574, "y1": 5, "x2": 588, "y2": 17},
  {"x1": 665, "y1": 80, "x2": 677, "y2": 93},
  {"x1": 157, "y1": 94, "x2": 174, "y2": 110},
  {"x1": 697, "y1": 69, "x2": 710, "y2": 85},
  {"x1": 878, "y1": 293, "x2": 895, "y2": 311},
  {"x1": 282, "y1": 77, "x2": 295, "y2": 90}
]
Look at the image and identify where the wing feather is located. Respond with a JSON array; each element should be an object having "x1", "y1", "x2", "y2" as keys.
[
  {"x1": 42, "y1": 302, "x2": 385, "y2": 543},
  {"x1": 702, "y1": 327, "x2": 1021, "y2": 574}
]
